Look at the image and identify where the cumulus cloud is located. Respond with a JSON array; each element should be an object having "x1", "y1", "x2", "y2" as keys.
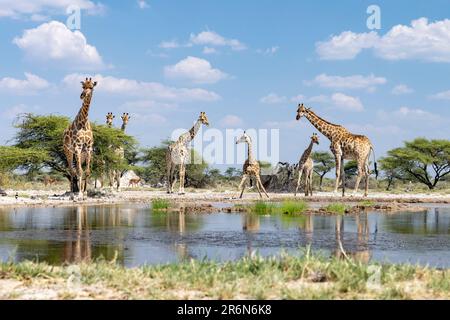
[
  {"x1": 158, "y1": 40, "x2": 181, "y2": 49},
  {"x1": 220, "y1": 115, "x2": 243, "y2": 127},
  {"x1": 260, "y1": 93, "x2": 287, "y2": 104},
  {"x1": 189, "y1": 30, "x2": 246, "y2": 51},
  {"x1": 317, "y1": 18, "x2": 450, "y2": 62},
  {"x1": 306, "y1": 73, "x2": 386, "y2": 92},
  {"x1": 0, "y1": 0, "x2": 105, "y2": 19},
  {"x1": 164, "y1": 56, "x2": 228, "y2": 84},
  {"x1": 430, "y1": 90, "x2": 450, "y2": 100},
  {"x1": 13, "y1": 21, "x2": 104, "y2": 69},
  {"x1": 202, "y1": 47, "x2": 218, "y2": 55},
  {"x1": 63, "y1": 73, "x2": 221, "y2": 102},
  {"x1": 330, "y1": 93, "x2": 364, "y2": 112},
  {"x1": 0, "y1": 72, "x2": 49, "y2": 94},
  {"x1": 392, "y1": 84, "x2": 414, "y2": 95}
]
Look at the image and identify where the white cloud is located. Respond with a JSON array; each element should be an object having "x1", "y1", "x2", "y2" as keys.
[
  {"x1": 164, "y1": 56, "x2": 228, "y2": 84},
  {"x1": 392, "y1": 84, "x2": 413, "y2": 95},
  {"x1": 307, "y1": 95, "x2": 329, "y2": 103},
  {"x1": 260, "y1": 93, "x2": 287, "y2": 104},
  {"x1": 13, "y1": 21, "x2": 104, "y2": 70},
  {"x1": 220, "y1": 115, "x2": 243, "y2": 127},
  {"x1": 120, "y1": 100, "x2": 177, "y2": 111},
  {"x1": 63, "y1": 73, "x2": 221, "y2": 102},
  {"x1": 159, "y1": 40, "x2": 181, "y2": 49},
  {"x1": 330, "y1": 93, "x2": 364, "y2": 112},
  {"x1": 306, "y1": 73, "x2": 386, "y2": 92},
  {"x1": 202, "y1": 47, "x2": 217, "y2": 55},
  {"x1": 316, "y1": 31, "x2": 379, "y2": 60},
  {"x1": 430, "y1": 90, "x2": 450, "y2": 100},
  {"x1": 134, "y1": 113, "x2": 167, "y2": 125},
  {"x1": 257, "y1": 46, "x2": 279, "y2": 56},
  {"x1": 317, "y1": 18, "x2": 450, "y2": 62},
  {"x1": 0, "y1": 72, "x2": 49, "y2": 94},
  {"x1": 0, "y1": 0, "x2": 105, "y2": 19},
  {"x1": 189, "y1": 30, "x2": 246, "y2": 51},
  {"x1": 137, "y1": 0, "x2": 149, "y2": 9},
  {"x1": 378, "y1": 107, "x2": 440, "y2": 122},
  {"x1": 290, "y1": 94, "x2": 305, "y2": 103}
]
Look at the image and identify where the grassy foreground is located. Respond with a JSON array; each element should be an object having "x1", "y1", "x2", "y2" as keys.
[{"x1": 1, "y1": 252, "x2": 449, "y2": 300}]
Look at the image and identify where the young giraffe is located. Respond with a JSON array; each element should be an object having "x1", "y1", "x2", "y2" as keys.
[
  {"x1": 112, "y1": 113, "x2": 130, "y2": 190},
  {"x1": 63, "y1": 77, "x2": 97, "y2": 199},
  {"x1": 296, "y1": 103, "x2": 377, "y2": 196},
  {"x1": 166, "y1": 112, "x2": 209, "y2": 194},
  {"x1": 236, "y1": 131, "x2": 269, "y2": 199},
  {"x1": 294, "y1": 133, "x2": 319, "y2": 197}
]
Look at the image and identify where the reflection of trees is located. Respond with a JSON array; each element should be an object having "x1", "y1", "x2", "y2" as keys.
[{"x1": 382, "y1": 209, "x2": 450, "y2": 235}]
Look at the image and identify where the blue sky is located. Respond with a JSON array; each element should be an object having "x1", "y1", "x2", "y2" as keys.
[{"x1": 1, "y1": 0, "x2": 450, "y2": 167}]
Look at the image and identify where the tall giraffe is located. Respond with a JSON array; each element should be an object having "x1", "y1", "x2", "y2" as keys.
[
  {"x1": 106, "y1": 112, "x2": 115, "y2": 128},
  {"x1": 236, "y1": 131, "x2": 269, "y2": 199},
  {"x1": 294, "y1": 133, "x2": 319, "y2": 197},
  {"x1": 166, "y1": 112, "x2": 209, "y2": 194},
  {"x1": 295, "y1": 103, "x2": 378, "y2": 196},
  {"x1": 63, "y1": 78, "x2": 97, "y2": 199}
]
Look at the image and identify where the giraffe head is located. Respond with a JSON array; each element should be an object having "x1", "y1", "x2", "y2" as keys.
[
  {"x1": 121, "y1": 113, "x2": 130, "y2": 126},
  {"x1": 236, "y1": 131, "x2": 251, "y2": 145},
  {"x1": 311, "y1": 133, "x2": 320, "y2": 145},
  {"x1": 106, "y1": 112, "x2": 115, "y2": 127},
  {"x1": 199, "y1": 111, "x2": 210, "y2": 126},
  {"x1": 80, "y1": 77, "x2": 97, "y2": 99},
  {"x1": 296, "y1": 103, "x2": 309, "y2": 121}
]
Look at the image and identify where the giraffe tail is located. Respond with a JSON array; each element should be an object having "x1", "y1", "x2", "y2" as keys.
[{"x1": 370, "y1": 146, "x2": 379, "y2": 180}]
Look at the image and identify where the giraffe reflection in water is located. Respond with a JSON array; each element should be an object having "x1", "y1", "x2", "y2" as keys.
[
  {"x1": 63, "y1": 206, "x2": 91, "y2": 264},
  {"x1": 335, "y1": 212, "x2": 371, "y2": 263}
]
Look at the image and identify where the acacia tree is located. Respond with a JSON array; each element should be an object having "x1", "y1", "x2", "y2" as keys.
[
  {"x1": 311, "y1": 151, "x2": 335, "y2": 190},
  {"x1": 379, "y1": 156, "x2": 406, "y2": 191},
  {"x1": 12, "y1": 113, "x2": 137, "y2": 192},
  {"x1": 380, "y1": 138, "x2": 450, "y2": 190}
]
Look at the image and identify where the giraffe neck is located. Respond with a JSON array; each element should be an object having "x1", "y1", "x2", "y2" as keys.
[
  {"x1": 246, "y1": 140, "x2": 255, "y2": 164},
  {"x1": 74, "y1": 92, "x2": 92, "y2": 125},
  {"x1": 304, "y1": 110, "x2": 343, "y2": 141},
  {"x1": 121, "y1": 123, "x2": 127, "y2": 132},
  {"x1": 303, "y1": 140, "x2": 314, "y2": 159},
  {"x1": 187, "y1": 120, "x2": 202, "y2": 142}
]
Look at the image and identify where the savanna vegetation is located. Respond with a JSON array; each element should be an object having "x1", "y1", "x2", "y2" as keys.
[
  {"x1": 1, "y1": 252, "x2": 449, "y2": 299},
  {"x1": 0, "y1": 113, "x2": 449, "y2": 193}
]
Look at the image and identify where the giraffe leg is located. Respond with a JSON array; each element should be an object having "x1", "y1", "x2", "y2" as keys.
[
  {"x1": 294, "y1": 167, "x2": 304, "y2": 197},
  {"x1": 254, "y1": 175, "x2": 263, "y2": 198},
  {"x1": 309, "y1": 169, "x2": 314, "y2": 196},
  {"x1": 364, "y1": 161, "x2": 370, "y2": 197},
  {"x1": 238, "y1": 174, "x2": 249, "y2": 199},
  {"x1": 64, "y1": 149, "x2": 75, "y2": 193},
  {"x1": 84, "y1": 150, "x2": 92, "y2": 197},
  {"x1": 257, "y1": 175, "x2": 270, "y2": 199},
  {"x1": 304, "y1": 171, "x2": 310, "y2": 196},
  {"x1": 353, "y1": 161, "x2": 364, "y2": 196},
  {"x1": 75, "y1": 152, "x2": 83, "y2": 199},
  {"x1": 333, "y1": 154, "x2": 342, "y2": 194},
  {"x1": 178, "y1": 164, "x2": 186, "y2": 195},
  {"x1": 171, "y1": 164, "x2": 177, "y2": 193}
]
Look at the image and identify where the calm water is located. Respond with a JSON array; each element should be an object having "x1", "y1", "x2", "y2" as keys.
[{"x1": 0, "y1": 204, "x2": 449, "y2": 267}]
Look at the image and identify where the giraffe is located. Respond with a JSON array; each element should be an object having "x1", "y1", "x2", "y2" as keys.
[
  {"x1": 110, "y1": 112, "x2": 130, "y2": 190},
  {"x1": 63, "y1": 77, "x2": 97, "y2": 199},
  {"x1": 105, "y1": 112, "x2": 115, "y2": 128},
  {"x1": 166, "y1": 112, "x2": 209, "y2": 194},
  {"x1": 294, "y1": 133, "x2": 319, "y2": 197},
  {"x1": 296, "y1": 103, "x2": 378, "y2": 196},
  {"x1": 236, "y1": 131, "x2": 269, "y2": 199}
]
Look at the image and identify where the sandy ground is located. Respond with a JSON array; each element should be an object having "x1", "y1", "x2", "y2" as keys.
[{"x1": 0, "y1": 188, "x2": 449, "y2": 208}]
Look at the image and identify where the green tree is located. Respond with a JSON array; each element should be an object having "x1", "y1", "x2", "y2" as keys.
[
  {"x1": 12, "y1": 113, "x2": 137, "y2": 191},
  {"x1": 379, "y1": 156, "x2": 406, "y2": 191},
  {"x1": 380, "y1": 138, "x2": 450, "y2": 190},
  {"x1": 311, "y1": 151, "x2": 335, "y2": 190},
  {"x1": 140, "y1": 140, "x2": 211, "y2": 188}
]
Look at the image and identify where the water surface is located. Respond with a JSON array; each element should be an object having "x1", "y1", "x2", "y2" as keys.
[{"x1": 0, "y1": 204, "x2": 449, "y2": 267}]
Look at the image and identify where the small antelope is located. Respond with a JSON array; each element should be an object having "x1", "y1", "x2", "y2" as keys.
[{"x1": 128, "y1": 177, "x2": 141, "y2": 188}]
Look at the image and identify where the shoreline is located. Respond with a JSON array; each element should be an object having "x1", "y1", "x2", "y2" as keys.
[{"x1": 0, "y1": 189, "x2": 449, "y2": 209}]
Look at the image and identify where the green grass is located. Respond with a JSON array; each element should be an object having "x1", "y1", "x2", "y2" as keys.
[
  {"x1": 359, "y1": 200, "x2": 376, "y2": 208},
  {"x1": 1, "y1": 252, "x2": 448, "y2": 299},
  {"x1": 250, "y1": 200, "x2": 309, "y2": 215},
  {"x1": 323, "y1": 203, "x2": 348, "y2": 215},
  {"x1": 151, "y1": 198, "x2": 170, "y2": 211}
]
